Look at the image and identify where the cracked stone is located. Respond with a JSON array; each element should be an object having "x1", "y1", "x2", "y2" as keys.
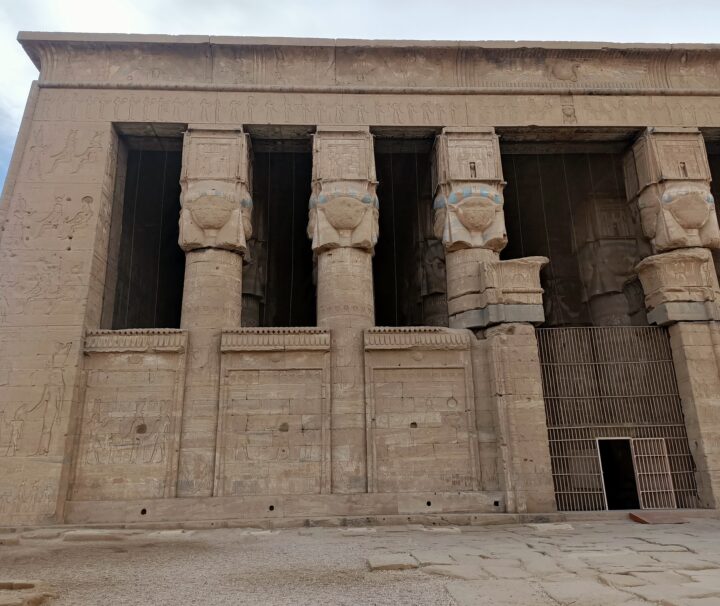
[
  {"x1": 541, "y1": 579, "x2": 642, "y2": 605},
  {"x1": 410, "y1": 550, "x2": 455, "y2": 566},
  {"x1": 423, "y1": 565, "x2": 489, "y2": 580},
  {"x1": 367, "y1": 554, "x2": 418, "y2": 571}
]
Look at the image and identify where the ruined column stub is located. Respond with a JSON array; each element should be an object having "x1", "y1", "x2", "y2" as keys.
[
  {"x1": 432, "y1": 127, "x2": 507, "y2": 253},
  {"x1": 308, "y1": 126, "x2": 378, "y2": 253},
  {"x1": 624, "y1": 127, "x2": 720, "y2": 255},
  {"x1": 179, "y1": 127, "x2": 253, "y2": 255}
]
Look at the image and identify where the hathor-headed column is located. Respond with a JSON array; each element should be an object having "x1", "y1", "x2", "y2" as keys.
[
  {"x1": 308, "y1": 126, "x2": 378, "y2": 493},
  {"x1": 625, "y1": 127, "x2": 720, "y2": 507},
  {"x1": 433, "y1": 127, "x2": 555, "y2": 513},
  {"x1": 177, "y1": 127, "x2": 253, "y2": 497}
]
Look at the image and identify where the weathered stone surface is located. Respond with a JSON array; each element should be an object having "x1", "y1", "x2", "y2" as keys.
[{"x1": 410, "y1": 550, "x2": 455, "y2": 566}]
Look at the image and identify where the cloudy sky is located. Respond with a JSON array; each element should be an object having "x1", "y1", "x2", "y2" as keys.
[{"x1": 1, "y1": 0, "x2": 719, "y2": 190}]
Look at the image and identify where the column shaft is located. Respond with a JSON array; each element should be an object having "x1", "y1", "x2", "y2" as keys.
[
  {"x1": 308, "y1": 126, "x2": 378, "y2": 494},
  {"x1": 317, "y1": 247, "x2": 374, "y2": 492},
  {"x1": 177, "y1": 249, "x2": 242, "y2": 496}
]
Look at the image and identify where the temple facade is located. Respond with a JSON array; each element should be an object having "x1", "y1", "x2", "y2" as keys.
[{"x1": 2, "y1": 32, "x2": 720, "y2": 525}]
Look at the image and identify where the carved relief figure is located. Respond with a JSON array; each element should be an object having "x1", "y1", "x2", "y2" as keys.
[
  {"x1": 24, "y1": 127, "x2": 47, "y2": 179},
  {"x1": 1, "y1": 342, "x2": 70, "y2": 457}
]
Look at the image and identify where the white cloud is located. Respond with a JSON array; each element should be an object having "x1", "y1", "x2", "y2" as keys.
[{"x1": 1, "y1": 0, "x2": 719, "y2": 188}]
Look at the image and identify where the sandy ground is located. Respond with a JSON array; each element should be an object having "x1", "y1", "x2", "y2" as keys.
[{"x1": 1, "y1": 518, "x2": 720, "y2": 605}]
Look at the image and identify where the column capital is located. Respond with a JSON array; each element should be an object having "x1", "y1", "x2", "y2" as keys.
[
  {"x1": 432, "y1": 127, "x2": 507, "y2": 253},
  {"x1": 636, "y1": 247, "x2": 720, "y2": 324},
  {"x1": 179, "y1": 128, "x2": 253, "y2": 255},
  {"x1": 623, "y1": 127, "x2": 719, "y2": 254},
  {"x1": 308, "y1": 127, "x2": 378, "y2": 253}
]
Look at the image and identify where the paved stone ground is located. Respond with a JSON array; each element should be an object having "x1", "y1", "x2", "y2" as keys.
[{"x1": 1, "y1": 518, "x2": 720, "y2": 605}]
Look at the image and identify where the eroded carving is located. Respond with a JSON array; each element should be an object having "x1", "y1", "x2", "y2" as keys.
[{"x1": 1, "y1": 342, "x2": 71, "y2": 458}]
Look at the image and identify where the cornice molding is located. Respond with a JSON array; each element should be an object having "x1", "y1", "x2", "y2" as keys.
[
  {"x1": 364, "y1": 327, "x2": 471, "y2": 350},
  {"x1": 84, "y1": 329, "x2": 188, "y2": 353},
  {"x1": 221, "y1": 328, "x2": 331, "y2": 352},
  {"x1": 19, "y1": 34, "x2": 720, "y2": 96}
]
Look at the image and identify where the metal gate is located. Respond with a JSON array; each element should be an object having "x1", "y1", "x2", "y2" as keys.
[{"x1": 537, "y1": 326, "x2": 699, "y2": 511}]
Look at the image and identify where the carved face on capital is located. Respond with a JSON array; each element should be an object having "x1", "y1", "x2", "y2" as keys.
[
  {"x1": 661, "y1": 184, "x2": 714, "y2": 232},
  {"x1": 186, "y1": 195, "x2": 234, "y2": 230},
  {"x1": 636, "y1": 182, "x2": 720, "y2": 252},
  {"x1": 433, "y1": 185, "x2": 507, "y2": 252}
]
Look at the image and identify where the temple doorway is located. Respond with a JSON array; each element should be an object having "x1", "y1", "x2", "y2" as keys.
[{"x1": 598, "y1": 439, "x2": 640, "y2": 510}]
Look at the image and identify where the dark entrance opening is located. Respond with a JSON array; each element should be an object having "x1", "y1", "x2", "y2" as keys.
[
  {"x1": 105, "y1": 145, "x2": 186, "y2": 329},
  {"x1": 249, "y1": 139, "x2": 315, "y2": 327},
  {"x1": 598, "y1": 439, "x2": 640, "y2": 510},
  {"x1": 373, "y1": 137, "x2": 443, "y2": 327}
]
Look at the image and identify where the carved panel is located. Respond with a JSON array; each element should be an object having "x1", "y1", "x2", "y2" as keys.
[
  {"x1": 364, "y1": 329, "x2": 479, "y2": 493},
  {"x1": 215, "y1": 328, "x2": 331, "y2": 496},
  {"x1": 71, "y1": 330, "x2": 188, "y2": 500}
]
